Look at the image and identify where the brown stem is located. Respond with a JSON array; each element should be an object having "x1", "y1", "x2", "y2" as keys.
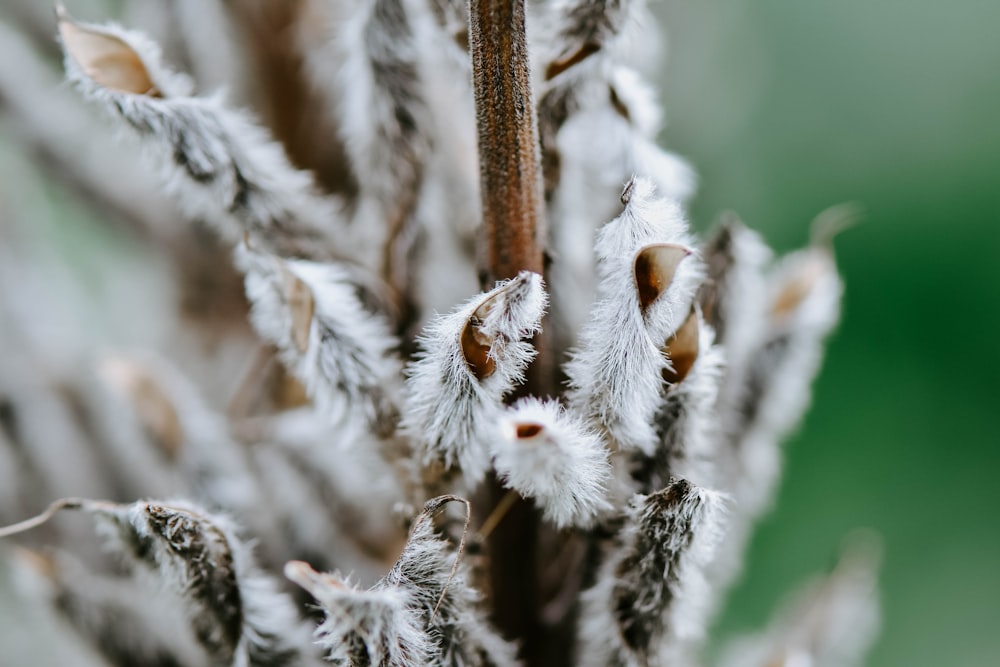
[
  {"x1": 223, "y1": 0, "x2": 357, "y2": 198},
  {"x1": 469, "y1": 0, "x2": 550, "y2": 663},
  {"x1": 470, "y1": 0, "x2": 545, "y2": 283}
]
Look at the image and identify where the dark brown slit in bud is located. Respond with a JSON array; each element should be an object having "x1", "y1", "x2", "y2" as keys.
[
  {"x1": 515, "y1": 422, "x2": 544, "y2": 439},
  {"x1": 621, "y1": 177, "x2": 636, "y2": 205},
  {"x1": 663, "y1": 308, "x2": 700, "y2": 386}
]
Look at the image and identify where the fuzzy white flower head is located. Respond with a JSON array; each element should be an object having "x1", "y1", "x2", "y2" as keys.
[{"x1": 492, "y1": 398, "x2": 612, "y2": 528}]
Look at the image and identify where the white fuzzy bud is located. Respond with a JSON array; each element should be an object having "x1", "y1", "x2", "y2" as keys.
[
  {"x1": 492, "y1": 398, "x2": 612, "y2": 528},
  {"x1": 566, "y1": 178, "x2": 703, "y2": 454},
  {"x1": 57, "y1": 11, "x2": 346, "y2": 260},
  {"x1": 237, "y1": 245, "x2": 403, "y2": 439},
  {"x1": 402, "y1": 272, "x2": 547, "y2": 485}
]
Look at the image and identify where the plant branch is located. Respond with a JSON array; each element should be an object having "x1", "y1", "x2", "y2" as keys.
[
  {"x1": 470, "y1": 0, "x2": 549, "y2": 663},
  {"x1": 470, "y1": 0, "x2": 545, "y2": 283}
]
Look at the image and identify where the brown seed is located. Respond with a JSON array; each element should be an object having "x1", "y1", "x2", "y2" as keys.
[{"x1": 461, "y1": 290, "x2": 508, "y2": 380}]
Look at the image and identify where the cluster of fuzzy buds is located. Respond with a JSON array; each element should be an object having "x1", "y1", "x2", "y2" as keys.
[{"x1": 0, "y1": 2, "x2": 877, "y2": 667}]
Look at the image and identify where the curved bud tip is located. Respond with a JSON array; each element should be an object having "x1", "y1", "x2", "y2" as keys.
[
  {"x1": 58, "y1": 14, "x2": 162, "y2": 97},
  {"x1": 771, "y1": 249, "x2": 835, "y2": 317},
  {"x1": 419, "y1": 494, "x2": 467, "y2": 518},
  {"x1": 634, "y1": 243, "x2": 693, "y2": 313},
  {"x1": 283, "y1": 560, "x2": 313, "y2": 585},
  {"x1": 495, "y1": 271, "x2": 543, "y2": 311},
  {"x1": 545, "y1": 42, "x2": 601, "y2": 81},
  {"x1": 621, "y1": 177, "x2": 636, "y2": 205},
  {"x1": 285, "y1": 560, "x2": 345, "y2": 595},
  {"x1": 663, "y1": 308, "x2": 700, "y2": 386},
  {"x1": 810, "y1": 202, "x2": 863, "y2": 247}
]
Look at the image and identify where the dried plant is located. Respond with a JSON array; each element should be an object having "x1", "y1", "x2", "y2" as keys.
[{"x1": 0, "y1": 2, "x2": 878, "y2": 666}]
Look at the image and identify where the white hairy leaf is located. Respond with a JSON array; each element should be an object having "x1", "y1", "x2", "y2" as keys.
[
  {"x1": 286, "y1": 561, "x2": 431, "y2": 666},
  {"x1": 576, "y1": 479, "x2": 727, "y2": 666},
  {"x1": 58, "y1": 12, "x2": 347, "y2": 261}
]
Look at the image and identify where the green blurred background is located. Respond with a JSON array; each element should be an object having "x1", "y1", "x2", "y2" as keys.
[{"x1": 655, "y1": 1, "x2": 1000, "y2": 665}]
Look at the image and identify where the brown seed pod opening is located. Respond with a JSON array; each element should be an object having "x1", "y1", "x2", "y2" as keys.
[
  {"x1": 9, "y1": 547, "x2": 58, "y2": 581},
  {"x1": 280, "y1": 266, "x2": 315, "y2": 353},
  {"x1": 662, "y1": 308, "x2": 700, "y2": 386},
  {"x1": 58, "y1": 11, "x2": 162, "y2": 97},
  {"x1": 99, "y1": 358, "x2": 184, "y2": 460},
  {"x1": 634, "y1": 243, "x2": 692, "y2": 314},
  {"x1": 461, "y1": 292, "x2": 505, "y2": 380},
  {"x1": 461, "y1": 320, "x2": 496, "y2": 380},
  {"x1": 771, "y1": 249, "x2": 833, "y2": 318}
]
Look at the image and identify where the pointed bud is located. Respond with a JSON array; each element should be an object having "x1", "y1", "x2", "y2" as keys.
[
  {"x1": 58, "y1": 11, "x2": 161, "y2": 97},
  {"x1": 577, "y1": 479, "x2": 727, "y2": 666},
  {"x1": 98, "y1": 357, "x2": 184, "y2": 461},
  {"x1": 286, "y1": 560, "x2": 431, "y2": 666},
  {"x1": 566, "y1": 179, "x2": 703, "y2": 454},
  {"x1": 57, "y1": 13, "x2": 347, "y2": 259},
  {"x1": 403, "y1": 272, "x2": 547, "y2": 484},
  {"x1": 238, "y1": 245, "x2": 403, "y2": 438}
]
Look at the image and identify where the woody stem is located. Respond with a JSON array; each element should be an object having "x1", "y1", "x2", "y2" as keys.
[{"x1": 469, "y1": 0, "x2": 549, "y2": 662}]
